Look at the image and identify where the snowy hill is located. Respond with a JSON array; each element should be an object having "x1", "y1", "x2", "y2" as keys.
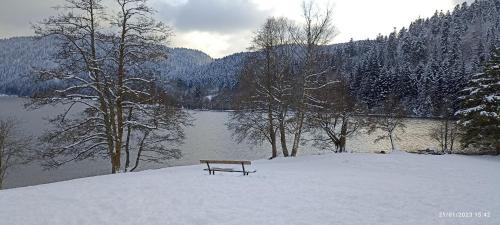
[
  {"x1": 1, "y1": 0, "x2": 500, "y2": 114},
  {"x1": 327, "y1": 0, "x2": 500, "y2": 116},
  {"x1": 168, "y1": 0, "x2": 500, "y2": 113},
  {"x1": 0, "y1": 152, "x2": 498, "y2": 225},
  {"x1": 229, "y1": 1, "x2": 500, "y2": 114},
  {"x1": 176, "y1": 52, "x2": 249, "y2": 89},
  {"x1": 0, "y1": 37, "x2": 213, "y2": 96},
  {"x1": 0, "y1": 37, "x2": 58, "y2": 96}
]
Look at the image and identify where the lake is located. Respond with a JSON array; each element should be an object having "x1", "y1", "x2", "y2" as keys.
[{"x1": 0, "y1": 97, "x2": 455, "y2": 189}]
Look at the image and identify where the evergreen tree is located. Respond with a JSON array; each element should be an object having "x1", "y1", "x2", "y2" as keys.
[{"x1": 456, "y1": 47, "x2": 500, "y2": 154}]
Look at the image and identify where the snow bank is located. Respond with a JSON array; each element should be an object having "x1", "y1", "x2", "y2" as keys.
[
  {"x1": 0, "y1": 94, "x2": 17, "y2": 97},
  {"x1": 0, "y1": 153, "x2": 499, "y2": 225}
]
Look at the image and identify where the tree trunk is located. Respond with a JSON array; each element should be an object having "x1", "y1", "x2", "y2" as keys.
[
  {"x1": 339, "y1": 118, "x2": 348, "y2": 153},
  {"x1": 110, "y1": 101, "x2": 121, "y2": 174},
  {"x1": 278, "y1": 109, "x2": 289, "y2": 157},
  {"x1": 444, "y1": 119, "x2": 449, "y2": 153},
  {"x1": 279, "y1": 123, "x2": 288, "y2": 157},
  {"x1": 449, "y1": 124, "x2": 455, "y2": 153},
  {"x1": 124, "y1": 108, "x2": 133, "y2": 172},
  {"x1": 291, "y1": 111, "x2": 305, "y2": 157},
  {"x1": 89, "y1": 1, "x2": 116, "y2": 174},
  {"x1": 111, "y1": 2, "x2": 130, "y2": 174},
  {"x1": 0, "y1": 168, "x2": 4, "y2": 190},
  {"x1": 0, "y1": 158, "x2": 5, "y2": 189},
  {"x1": 389, "y1": 132, "x2": 395, "y2": 151},
  {"x1": 112, "y1": 151, "x2": 121, "y2": 173},
  {"x1": 268, "y1": 105, "x2": 278, "y2": 159},
  {"x1": 339, "y1": 136, "x2": 346, "y2": 153},
  {"x1": 324, "y1": 125, "x2": 340, "y2": 153},
  {"x1": 131, "y1": 131, "x2": 149, "y2": 172}
]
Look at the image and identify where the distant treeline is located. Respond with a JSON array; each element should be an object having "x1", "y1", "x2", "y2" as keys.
[
  {"x1": 1, "y1": 0, "x2": 499, "y2": 118},
  {"x1": 326, "y1": 0, "x2": 500, "y2": 117},
  {"x1": 188, "y1": 0, "x2": 500, "y2": 117}
]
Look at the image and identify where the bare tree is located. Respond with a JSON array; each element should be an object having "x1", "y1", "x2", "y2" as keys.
[
  {"x1": 430, "y1": 98, "x2": 460, "y2": 154},
  {"x1": 229, "y1": 1, "x2": 336, "y2": 158},
  {"x1": 228, "y1": 17, "x2": 293, "y2": 159},
  {"x1": 430, "y1": 119, "x2": 459, "y2": 154},
  {"x1": 0, "y1": 118, "x2": 32, "y2": 189},
  {"x1": 126, "y1": 92, "x2": 190, "y2": 172},
  {"x1": 31, "y1": 0, "x2": 188, "y2": 173},
  {"x1": 307, "y1": 77, "x2": 364, "y2": 152},
  {"x1": 367, "y1": 95, "x2": 407, "y2": 151},
  {"x1": 288, "y1": 1, "x2": 337, "y2": 157},
  {"x1": 274, "y1": 52, "x2": 294, "y2": 157}
]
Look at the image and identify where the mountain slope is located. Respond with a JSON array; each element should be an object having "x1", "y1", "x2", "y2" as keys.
[
  {"x1": 177, "y1": 52, "x2": 249, "y2": 88},
  {"x1": 0, "y1": 37, "x2": 213, "y2": 96},
  {"x1": 0, "y1": 37, "x2": 58, "y2": 96},
  {"x1": 329, "y1": 0, "x2": 500, "y2": 116},
  {"x1": 1, "y1": 0, "x2": 500, "y2": 115},
  {"x1": 177, "y1": 0, "x2": 500, "y2": 114}
]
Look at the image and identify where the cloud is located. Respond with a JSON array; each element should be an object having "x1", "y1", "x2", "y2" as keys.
[
  {"x1": 155, "y1": 0, "x2": 271, "y2": 33},
  {"x1": 172, "y1": 30, "x2": 253, "y2": 58},
  {"x1": 0, "y1": 0, "x2": 65, "y2": 37}
]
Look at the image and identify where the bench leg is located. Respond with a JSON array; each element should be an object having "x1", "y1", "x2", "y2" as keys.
[
  {"x1": 241, "y1": 163, "x2": 246, "y2": 176},
  {"x1": 206, "y1": 162, "x2": 213, "y2": 175}
]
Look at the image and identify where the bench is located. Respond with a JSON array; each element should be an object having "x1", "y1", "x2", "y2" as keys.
[{"x1": 200, "y1": 160, "x2": 256, "y2": 176}]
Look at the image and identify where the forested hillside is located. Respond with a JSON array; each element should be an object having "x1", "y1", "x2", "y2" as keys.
[
  {"x1": 201, "y1": 0, "x2": 500, "y2": 116},
  {"x1": 0, "y1": 37, "x2": 213, "y2": 96},
  {"x1": 1, "y1": 0, "x2": 499, "y2": 116},
  {"x1": 329, "y1": 0, "x2": 500, "y2": 116},
  {"x1": 0, "y1": 37, "x2": 58, "y2": 96}
]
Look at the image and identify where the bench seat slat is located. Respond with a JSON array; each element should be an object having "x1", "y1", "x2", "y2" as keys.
[
  {"x1": 203, "y1": 168, "x2": 256, "y2": 173},
  {"x1": 200, "y1": 160, "x2": 251, "y2": 165},
  {"x1": 201, "y1": 159, "x2": 255, "y2": 175}
]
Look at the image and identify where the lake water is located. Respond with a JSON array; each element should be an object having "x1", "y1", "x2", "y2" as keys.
[{"x1": 0, "y1": 97, "x2": 456, "y2": 189}]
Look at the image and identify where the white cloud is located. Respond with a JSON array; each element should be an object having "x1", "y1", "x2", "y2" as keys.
[
  {"x1": 0, "y1": 0, "x2": 65, "y2": 37},
  {"x1": 172, "y1": 31, "x2": 253, "y2": 58},
  {"x1": 0, "y1": 0, "x2": 466, "y2": 58},
  {"x1": 154, "y1": 0, "x2": 271, "y2": 33}
]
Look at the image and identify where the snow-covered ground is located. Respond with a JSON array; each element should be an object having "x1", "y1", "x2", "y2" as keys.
[
  {"x1": 1, "y1": 152, "x2": 498, "y2": 225},
  {"x1": 1, "y1": 97, "x2": 463, "y2": 189}
]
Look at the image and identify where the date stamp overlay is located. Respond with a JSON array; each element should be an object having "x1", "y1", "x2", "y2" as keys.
[{"x1": 439, "y1": 211, "x2": 491, "y2": 219}]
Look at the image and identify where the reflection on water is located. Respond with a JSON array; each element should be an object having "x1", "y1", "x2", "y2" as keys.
[{"x1": 0, "y1": 97, "x2": 457, "y2": 189}]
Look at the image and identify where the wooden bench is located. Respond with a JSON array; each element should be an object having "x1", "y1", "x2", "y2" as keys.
[{"x1": 200, "y1": 160, "x2": 256, "y2": 176}]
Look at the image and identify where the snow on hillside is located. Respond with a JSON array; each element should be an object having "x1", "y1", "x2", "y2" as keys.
[
  {"x1": 0, "y1": 37, "x2": 58, "y2": 96},
  {"x1": 0, "y1": 37, "x2": 213, "y2": 96},
  {"x1": 0, "y1": 152, "x2": 498, "y2": 225},
  {"x1": 177, "y1": 52, "x2": 249, "y2": 88},
  {"x1": 3, "y1": 0, "x2": 500, "y2": 114}
]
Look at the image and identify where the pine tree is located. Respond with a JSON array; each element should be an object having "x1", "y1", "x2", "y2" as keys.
[{"x1": 456, "y1": 47, "x2": 500, "y2": 154}]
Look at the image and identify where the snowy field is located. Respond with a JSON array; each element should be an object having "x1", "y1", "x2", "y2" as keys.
[
  {"x1": 0, "y1": 152, "x2": 498, "y2": 225},
  {"x1": 0, "y1": 97, "x2": 460, "y2": 189}
]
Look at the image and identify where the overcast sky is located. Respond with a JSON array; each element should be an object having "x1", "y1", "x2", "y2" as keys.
[{"x1": 0, "y1": 0, "x2": 474, "y2": 58}]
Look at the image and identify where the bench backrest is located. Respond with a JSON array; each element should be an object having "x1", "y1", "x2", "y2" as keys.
[{"x1": 200, "y1": 160, "x2": 251, "y2": 165}]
